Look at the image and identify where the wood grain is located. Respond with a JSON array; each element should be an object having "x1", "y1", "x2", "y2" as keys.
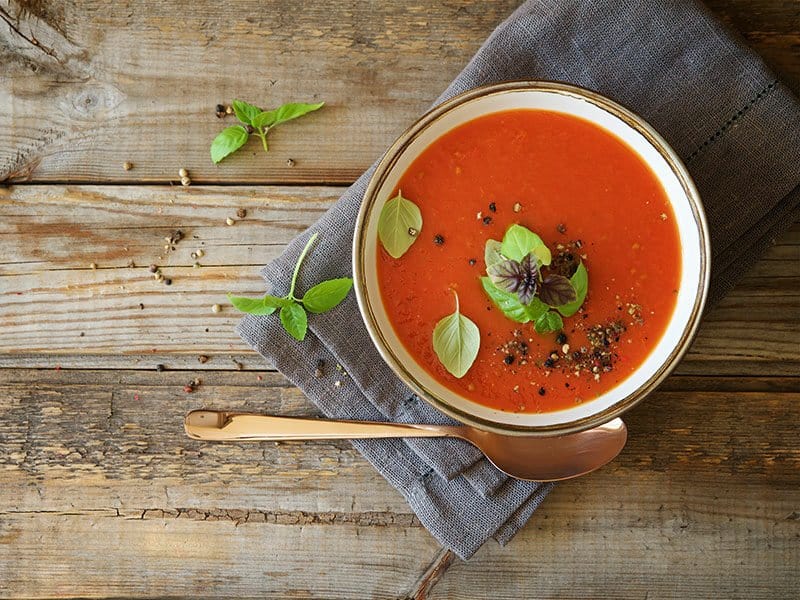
[{"x1": 1, "y1": 0, "x2": 798, "y2": 184}]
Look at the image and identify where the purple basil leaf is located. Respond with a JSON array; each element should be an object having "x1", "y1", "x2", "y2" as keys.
[
  {"x1": 487, "y1": 254, "x2": 538, "y2": 305},
  {"x1": 539, "y1": 274, "x2": 578, "y2": 307}
]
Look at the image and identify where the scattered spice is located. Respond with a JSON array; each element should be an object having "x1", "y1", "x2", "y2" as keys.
[
  {"x1": 90, "y1": 262, "x2": 97, "y2": 270},
  {"x1": 225, "y1": 105, "x2": 233, "y2": 115},
  {"x1": 181, "y1": 176, "x2": 191, "y2": 187},
  {"x1": 123, "y1": 161, "x2": 133, "y2": 171},
  {"x1": 183, "y1": 384, "x2": 194, "y2": 393},
  {"x1": 482, "y1": 216, "x2": 492, "y2": 225},
  {"x1": 195, "y1": 248, "x2": 204, "y2": 258},
  {"x1": 503, "y1": 354, "x2": 514, "y2": 365},
  {"x1": 334, "y1": 380, "x2": 342, "y2": 388},
  {"x1": 138, "y1": 303, "x2": 144, "y2": 310},
  {"x1": 468, "y1": 258, "x2": 477, "y2": 266},
  {"x1": 149, "y1": 264, "x2": 158, "y2": 273},
  {"x1": 236, "y1": 208, "x2": 247, "y2": 219},
  {"x1": 556, "y1": 332, "x2": 567, "y2": 345},
  {"x1": 433, "y1": 234, "x2": 444, "y2": 245},
  {"x1": 212, "y1": 303, "x2": 222, "y2": 313},
  {"x1": 232, "y1": 358, "x2": 244, "y2": 370},
  {"x1": 513, "y1": 202, "x2": 522, "y2": 213},
  {"x1": 164, "y1": 278, "x2": 172, "y2": 286},
  {"x1": 557, "y1": 223, "x2": 567, "y2": 234},
  {"x1": 179, "y1": 168, "x2": 189, "y2": 178},
  {"x1": 226, "y1": 217, "x2": 235, "y2": 226},
  {"x1": 314, "y1": 358, "x2": 326, "y2": 378},
  {"x1": 407, "y1": 227, "x2": 418, "y2": 237},
  {"x1": 215, "y1": 103, "x2": 226, "y2": 118},
  {"x1": 538, "y1": 387, "x2": 546, "y2": 396},
  {"x1": 488, "y1": 202, "x2": 496, "y2": 212},
  {"x1": 286, "y1": 158, "x2": 295, "y2": 167},
  {"x1": 197, "y1": 355, "x2": 209, "y2": 364},
  {"x1": 156, "y1": 364, "x2": 165, "y2": 372}
]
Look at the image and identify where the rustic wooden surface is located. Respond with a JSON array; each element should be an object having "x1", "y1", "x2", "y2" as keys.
[{"x1": 1, "y1": 1, "x2": 799, "y2": 598}]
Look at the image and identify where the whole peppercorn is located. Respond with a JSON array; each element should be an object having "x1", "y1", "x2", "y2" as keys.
[
  {"x1": 556, "y1": 332, "x2": 567, "y2": 345},
  {"x1": 503, "y1": 354, "x2": 514, "y2": 365},
  {"x1": 482, "y1": 216, "x2": 493, "y2": 225},
  {"x1": 468, "y1": 258, "x2": 477, "y2": 266},
  {"x1": 488, "y1": 202, "x2": 496, "y2": 212},
  {"x1": 538, "y1": 387, "x2": 546, "y2": 396},
  {"x1": 433, "y1": 234, "x2": 444, "y2": 245}
]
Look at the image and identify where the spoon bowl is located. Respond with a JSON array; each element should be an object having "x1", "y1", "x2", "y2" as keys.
[{"x1": 185, "y1": 410, "x2": 627, "y2": 481}]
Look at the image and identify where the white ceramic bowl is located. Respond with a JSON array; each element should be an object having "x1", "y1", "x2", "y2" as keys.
[{"x1": 353, "y1": 81, "x2": 710, "y2": 435}]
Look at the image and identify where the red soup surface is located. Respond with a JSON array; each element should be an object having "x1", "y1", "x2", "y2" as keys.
[{"x1": 376, "y1": 109, "x2": 681, "y2": 413}]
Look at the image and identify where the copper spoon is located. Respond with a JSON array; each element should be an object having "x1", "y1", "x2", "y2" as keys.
[{"x1": 185, "y1": 410, "x2": 626, "y2": 481}]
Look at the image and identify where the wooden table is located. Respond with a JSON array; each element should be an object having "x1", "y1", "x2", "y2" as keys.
[{"x1": 1, "y1": 1, "x2": 798, "y2": 598}]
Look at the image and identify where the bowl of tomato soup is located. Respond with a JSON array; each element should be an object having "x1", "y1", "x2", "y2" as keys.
[{"x1": 353, "y1": 81, "x2": 710, "y2": 435}]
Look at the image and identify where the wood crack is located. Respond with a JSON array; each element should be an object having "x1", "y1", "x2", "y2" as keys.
[{"x1": 1, "y1": 508, "x2": 423, "y2": 527}]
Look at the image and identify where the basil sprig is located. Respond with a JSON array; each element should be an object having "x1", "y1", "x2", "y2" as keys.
[
  {"x1": 432, "y1": 291, "x2": 480, "y2": 378},
  {"x1": 211, "y1": 99, "x2": 324, "y2": 163},
  {"x1": 229, "y1": 233, "x2": 352, "y2": 341},
  {"x1": 481, "y1": 224, "x2": 589, "y2": 334}
]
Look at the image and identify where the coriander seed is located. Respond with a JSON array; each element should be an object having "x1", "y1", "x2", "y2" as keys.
[
  {"x1": 226, "y1": 217, "x2": 235, "y2": 226},
  {"x1": 178, "y1": 168, "x2": 188, "y2": 178},
  {"x1": 212, "y1": 303, "x2": 222, "y2": 313},
  {"x1": 123, "y1": 161, "x2": 133, "y2": 171},
  {"x1": 181, "y1": 176, "x2": 191, "y2": 187}
]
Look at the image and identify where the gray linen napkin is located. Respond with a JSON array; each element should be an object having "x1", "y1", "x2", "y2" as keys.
[{"x1": 239, "y1": 0, "x2": 800, "y2": 560}]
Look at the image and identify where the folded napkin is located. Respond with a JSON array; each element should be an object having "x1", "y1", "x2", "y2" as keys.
[{"x1": 239, "y1": 0, "x2": 800, "y2": 559}]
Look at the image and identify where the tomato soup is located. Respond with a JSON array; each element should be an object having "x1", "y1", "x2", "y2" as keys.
[{"x1": 376, "y1": 109, "x2": 681, "y2": 413}]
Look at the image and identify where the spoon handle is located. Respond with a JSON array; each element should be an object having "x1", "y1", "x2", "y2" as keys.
[{"x1": 185, "y1": 410, "x2": 450, "y2": 442}]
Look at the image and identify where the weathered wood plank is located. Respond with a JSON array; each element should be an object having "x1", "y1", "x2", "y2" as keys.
[
  {"x1": 0, "y1": 369, "x2": 416, "y2": 514},
  {"x1": 2, "y1": 369, "x2": 797, "y2": 513},
  {"x1": 1, "y1": 0, "x2": 798, "y2": 184},
  {"x1": 1, "y1": 187, "x2": 798, "y2": 377},
  {"x1": 0, "y1": 513, "x2": 440, "y2": 599},
  {"x1": 430, "y1": 473, "x2": 800, "y2": 600}
]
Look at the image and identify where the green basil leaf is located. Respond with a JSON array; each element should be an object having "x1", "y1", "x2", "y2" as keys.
[
  {"x1": 534, "y1": 310, "x2": 564, "y2": 334},
  {"x1": 484, "y1": 239, "x2": 504, "y2": 269},
  {"x1": 480, "y1": 277, "x2": 548, "y2": 323},
  {"x1": 501, "y1": 224, "x2": 547, "y2": 262},
  {"x1": 538, "y1": 274, "x2": 577, "y2": 307},
  {"x1": 432, "y1": 294, "x2": 480, "y2": 378},
  {"x1": 279, "y1": 301, "x2": 308, "y2": 341},
  {"x1": 210, "y1": 125, "x2": 249, "y2": 163},
  {"x1": 228, "y1": 294, "x2": 289, "y2": 315},
  {"x1": 377, "y1": 191, "x2": 423, "y2": 258},
  {"x1": 271, "y1": 101, "x2": 325, "y2": 126},
  {"x1": 251, "y1": 110, "x2": 278, "y2": 130},
  {"x1": 232, "y1": 99, "x2": 261, "y2": 125},
  {"x1": 556, "y1": 262, "x2": 589, "y2": 317},
  {"x1": 301, "y1": 278, "x2": 353, "y2": 313}
]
